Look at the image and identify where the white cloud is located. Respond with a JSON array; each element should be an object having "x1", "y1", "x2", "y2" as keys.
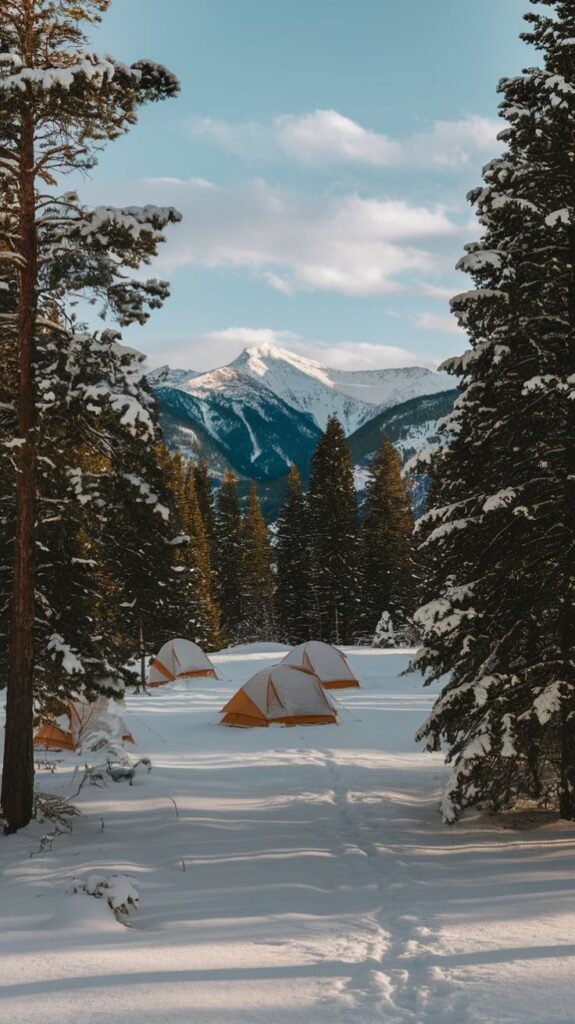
[
  {"x1": 144, "y1": 326, "x2": 437, "y2": 372},
  {"x1": 419, "y1": 282, "x2": 457, "y2": 301},
  {"x1": 276, "y1": 110, "x2": 401, "y2": 166},
  {"x1": 415, "y1": 311, "x2": 464, "y2": 335},
  {"x1": 190, "y1": 110, "x2": 501, "y2": 170},
  {"x1": 403, "y1": 116, "x2": 501, "y2": 169},
  {"x1": 119, "y1": 176, "x2": 457, "y2": 298}
]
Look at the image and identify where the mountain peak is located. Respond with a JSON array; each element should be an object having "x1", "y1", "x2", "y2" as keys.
[{"x1": 233, "y1": 341, "x2": 326, "y2": 376}]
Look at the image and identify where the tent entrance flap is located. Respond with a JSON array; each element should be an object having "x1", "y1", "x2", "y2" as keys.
[{"x1": 220, "y1": 664, "x2": 338, "y2": 728}]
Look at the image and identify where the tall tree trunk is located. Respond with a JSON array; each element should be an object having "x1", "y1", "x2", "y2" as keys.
[
  {"x1": 558, "y1": 224, "x2": 575, "y2": 821},
  {"x1": 1, "y1": 75, "x2": 37, "y2": 832},
  {"x1": 138, "y1": 621, "x2": 147, "y2": 694}
]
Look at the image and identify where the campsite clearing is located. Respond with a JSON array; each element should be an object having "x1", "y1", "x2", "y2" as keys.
[{"x1": 1, "y1": 645, "x2": 574, "y2": 1024}]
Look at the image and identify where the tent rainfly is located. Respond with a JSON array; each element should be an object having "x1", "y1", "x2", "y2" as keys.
[
  {"x1": 281, "y1": 641, "x2": 360, "y2": 689},
  {"x1": 34, "y1": 695, "x2": 134, "y2": 752},
  {"x1": 220, "y1": 664, "x2": 337, "y2": 728},
  {"x1": 148, "y1": 638, "x2": 218, "y2": 687}
]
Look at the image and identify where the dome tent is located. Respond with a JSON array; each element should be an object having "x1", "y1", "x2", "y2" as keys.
[
  {"x1": 148, "y1": 638, "x2": 218, "y2": 687},
  {"x1": 34, "y1": 695, "x2": 134, "y2": 752},
  {"x1": 220, "y1": 664, "x2": 337, "y2": 728},
  {"x1": 281, "y1": 641, "x2": 359, "y2": 690}
]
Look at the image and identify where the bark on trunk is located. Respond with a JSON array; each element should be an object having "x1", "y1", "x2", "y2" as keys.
[
  {"x1": 559, "y1": 707, "x2": 575, "y2": 820},
  {"x1": 1, "y1": 82, "x2": 37, "y2": 832},
  {"x1": 138, "y1": 621, "x2": 147, "y2": 694},
  {"x1": 558, "y1": 226, "x2": 575, "y2": 820}
]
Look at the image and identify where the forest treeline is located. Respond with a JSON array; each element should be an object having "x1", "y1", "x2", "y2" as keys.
[
  {"x1": 151, "y1": 418, "x2": 417, "y2": 655},
  {"x1": 2, "y1": 0, "x2": 575, "y2": 834}
]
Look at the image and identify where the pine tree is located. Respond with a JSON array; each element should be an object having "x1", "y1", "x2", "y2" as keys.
[
  {"x1": 193, "y1": 457, "x2": 221, "y2": 622},
  {"x1": 194, "y1": 458, "x2": 216, "y2": 549},
  {"x1": 275, "y1": 465, "x2": 315, "y2": 643},
  {"x1": 183, "y1": 461, "x2": 221, "y2": 650},
  {"x1": 214, "y1": 470, "x2": 243, "y2": 643},
  {"x1": 308, "y1": 417, "x2": 360, "y2": 644},
  {"x1": 155, "y1": 450, "x2": 221, "y2": 651},
  {"x1": 361, "y1": 437, "x2": 416, "y2": 646},
  {"x1": 240, "y1": 482, "x2": 275, "y2": 642},
  {"x1": 413, "y1": 1, "x2": 575, "y2": 821},
  {"x1": 100, "y1": 433, "x2": 180, "y2": 694},
  {"x1": 0, "y1": 0, "x2": 179, "y2": 831}
]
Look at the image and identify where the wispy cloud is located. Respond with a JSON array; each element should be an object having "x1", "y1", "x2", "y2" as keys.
[
  {"x1": 189, "y1": 110, "x2": 501, "y2": 170},
  {"x1": 419, "y1": 282, "x2": 458, "y2": 301},
  {"x1": 126, "y1": 177, "x2": 458, "y2": 298},
  {"x1": 144, "y1": 326, "x2": 438, "y2": 372},
  {"x1": 415, "y1": 311, "x2": 464, "y2": 335}
]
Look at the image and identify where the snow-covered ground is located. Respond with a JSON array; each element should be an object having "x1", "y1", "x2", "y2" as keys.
[{"x1": 1, "y1": 645, "x2": 575, "y2": 1024}]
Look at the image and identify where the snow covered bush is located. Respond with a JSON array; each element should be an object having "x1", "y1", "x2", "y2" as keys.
[{"x1": 69, "y1": 874, "x2": 139, "y2": 918}]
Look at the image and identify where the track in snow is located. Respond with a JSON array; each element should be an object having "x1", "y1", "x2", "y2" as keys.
[{"x1": 1, "y1": 646, "x2": 575, "y2": 1024}]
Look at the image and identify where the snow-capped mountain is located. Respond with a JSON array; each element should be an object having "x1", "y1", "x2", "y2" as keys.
[
  {"x1": 148, "y1": 342, "x2": 455, "y2": 493},
  {"x1": 154, "y1": 367, "x2": 321, "y2": 480},
  {"x1": 229, "y1": 342, "x2": 452, "y2": 433}
]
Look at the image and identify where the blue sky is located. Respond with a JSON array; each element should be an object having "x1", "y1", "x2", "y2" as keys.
[{"x1": 85, "y1": 0, "x2": 532, "y2": 371}]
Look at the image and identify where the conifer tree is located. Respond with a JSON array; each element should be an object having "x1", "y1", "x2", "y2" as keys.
[
  {"x1": 214, "y1": 470, "x2": 243, "y2": 643},
  {"x1": 308, "y1": 417, "x2": 360, "y2": 644},
  {"x1": 194, "y1": 458, "x2": 216, "y2": 550},
  {"x1": 183, "y1": 461, "x2": 221, "y2": 650},
  {"x1": 193, "y1": 457, "x2": 220, "y2": 616},
  {"x1": 156, "y1": 450, "x2": 221, "y2": 650},
  {"x1": 240, "y1": 482, "x2": 275, "y2": 642},
  {"x1": 100, "y1": 433, "x2": 180, "y2": 694},
  {"x1": 413, "y1": 0, "x2": 575, "y2": 821},
  {"x1": 275, "y1": 465, "x2": 315, "y2": 643},
  {"x1": 0, "y1": 0, "x2": 179, "y2": 831},
  {"x1": 361, "y1": 437, "x2": 416, "y2": 646}
]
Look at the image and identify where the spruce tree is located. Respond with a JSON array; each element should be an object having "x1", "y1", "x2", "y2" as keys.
[
  {"x1": 308, "y1": 417, "x2": 360, "y2": 644},
  {"x1": 156, "y1": 450, "x2": 221, "y2": 651},
  {"x1": 413, "y1": 0, "x2": 575, "y2": 821},
  {"x1": 100, "y1": 433, "x2": 180, "y2": 694},
  {"x1": 240, "y1": 482, "x2": 275, "y2": 642},
  {"x1": 275, "y1": 465, "x2": 315, "y2": 643},
  {"x1": 194, "y1": 458, "x2": 216, "y2": 550},
  {"x1": 183, "y1": 461, "x2": 221, "y2": 650},
  {"x1": 362, "y1": 437, "x2": 416, "y2": 646},
  {"x1": 193, "y1": 457, "x2": 221, "y2": 624},
  {"x1": 214, "y1": 470, "x2": 243, "y2": 643},
  {"x1": 0, "y1": 0, "x2": 179, "y2": 831}
]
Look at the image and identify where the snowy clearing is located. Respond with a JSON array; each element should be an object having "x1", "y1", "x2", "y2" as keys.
[{"x1": 1, "y1": 646, "x2": 574, "y2": 1024}]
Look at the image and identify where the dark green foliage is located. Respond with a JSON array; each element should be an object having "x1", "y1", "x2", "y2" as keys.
[
  {"x1": 0, "y1": 0, "x2": 180, "y2": 829},
  {"x1": 413, "y1": 0, "x2": 575, "y2": 822},
  {"x1": 154, "y1": 449, "x2": 221, "y2": 652},
  {"x1": 214, "y1": 470, "x2": 244, "y2": 643},
  {"x1": 100, "y1": 436, "x2": 181, "y2": 691},
  {"x1": 361, "y1": 437, "x2": 416, "y2": 645},
  {"x1": 239, "y1": 482, "x2": 275, "y2": 643},
  {"x1": 307, "y1": 417, "x2": 360, "y2": 644},
  {"x1": 194, "y1": 458, "x2": 216, "y2": 548},
  {"x1": 275, "y1": 465, "x2": 316, "y2": 643}
]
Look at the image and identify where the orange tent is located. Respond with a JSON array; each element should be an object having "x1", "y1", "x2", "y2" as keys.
[
  {"x1": 34, "y1": 695, "x2": 134, "y2": 752},
  {"x1": 148, "y1": 638, "x2": 218, "y2": 688},
  {"x1": 281, "y1": 641, "x2": 360, "y2": 689},
  {"x1": 220, "y1": 664, "x2": 337, "y2": 728},
  {"x1": 34, "y1": 720, "x2": 76, "y2": 752}
]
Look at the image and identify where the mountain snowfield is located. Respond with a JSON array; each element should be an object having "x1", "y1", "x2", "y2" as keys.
[
  {"x1": 228, "y1": 343, "x2": 452, "y2": 433},
  {"x1": 1, "y1": 645, "x2": 574, "y2": 1024},
  {"x1": 148, "y1": 343, "x2": 455, "y2": 486}
]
